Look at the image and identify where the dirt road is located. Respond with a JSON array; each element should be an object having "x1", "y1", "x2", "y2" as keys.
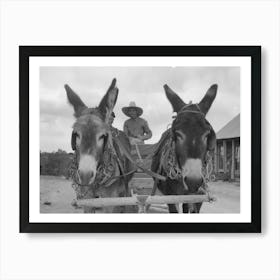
[{"x1": 40, "y1": 175, "x2": 240, "y2": 213}]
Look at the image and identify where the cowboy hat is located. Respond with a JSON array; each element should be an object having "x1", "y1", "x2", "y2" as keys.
[{"x1": 122, "y1": 101, "x2": 143, "y2": 117}]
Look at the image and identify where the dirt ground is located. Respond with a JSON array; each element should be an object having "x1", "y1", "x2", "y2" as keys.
[{"x1": 40, "y1": 175, "x2": 240, "y2": 213}]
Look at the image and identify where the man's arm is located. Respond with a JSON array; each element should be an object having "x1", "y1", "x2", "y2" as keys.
[
  {"x1": 141, "y1": 120, "x2": 152, "y2": 140},
  {"x1": 123, "y1": 121, "x2": 129, "y2": 137}
]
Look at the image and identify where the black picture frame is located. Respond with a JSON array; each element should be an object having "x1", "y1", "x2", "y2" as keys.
[{"x1": 20, "y1": 46, "x2": 261, "y2": 233}]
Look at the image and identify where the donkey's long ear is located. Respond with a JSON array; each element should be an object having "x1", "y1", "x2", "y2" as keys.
[
  {"x1": 64, "y1": 84, "x2": 87, "y2": 118},
  {"x1": 98, "y1": 78, "x2": 119, "y2": 122},
  {"x1": 198, "y1": 84, "x2": 218, "y2": 115},
  {"x1": 164, "y1": 84, "x2": 185, "y2": 113}
]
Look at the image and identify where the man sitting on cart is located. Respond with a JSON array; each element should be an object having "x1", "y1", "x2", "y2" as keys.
[{"x1": 122, "y1": 101, "x2": 152, "y2": 145}]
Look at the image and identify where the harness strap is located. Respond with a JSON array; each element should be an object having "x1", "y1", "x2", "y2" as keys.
[
  {"x1": 177, "y1": 103, "x2": 204, "y2": 116},
  {"x1": 134, "y1": 143, "x2": 143, "y2": 163},
  {"x1": 108, "y1": 169, "x2": 137, "y2": 181},
  {"x1": 114, "y1": 137, "x2": 166, "y2": 181}
]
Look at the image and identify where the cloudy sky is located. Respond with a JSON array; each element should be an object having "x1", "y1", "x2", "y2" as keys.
[{"x1": 40, "y1": 66, "x2": 240, "y2": 152}]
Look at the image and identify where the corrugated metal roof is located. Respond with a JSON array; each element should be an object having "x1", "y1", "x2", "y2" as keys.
[{"x1": 216, "y1": 114, "x2": 240, "y2": 139}]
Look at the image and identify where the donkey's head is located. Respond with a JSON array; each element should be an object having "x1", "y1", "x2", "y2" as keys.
[
  {"x1": 164, "y1": 84, "x2": 217, "y2": 194},
  {"x1": 65, "y1": 78, "x2": 118, "y2": 186}
]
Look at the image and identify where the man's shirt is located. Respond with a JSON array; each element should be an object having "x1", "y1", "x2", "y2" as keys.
[{"x1": 123, "y1": 117, "x2": 152, "y2": 140}]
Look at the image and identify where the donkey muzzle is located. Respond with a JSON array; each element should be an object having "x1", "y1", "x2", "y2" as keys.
[
  {"x1": 183, "y1": 176, "x2": 203, "y2": 193},
  {"x1": 77, "y1": 169, "x2": 95, "y2": 186},
  {"x1": 182, "y1": 158, "x2": 203, "y2": 192},
  {"x1": 77, "y1": 155, "x2": 97, "y2": 186}
]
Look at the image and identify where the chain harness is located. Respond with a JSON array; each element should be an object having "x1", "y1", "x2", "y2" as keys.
[
  {"x1": 159, "y1": 133, "x2": 182, "y2": 180},
  {"x1": 158, "y1": 134, "x2": 214, "y2": 182}
]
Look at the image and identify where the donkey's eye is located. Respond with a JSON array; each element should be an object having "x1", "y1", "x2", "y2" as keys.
[
  {"x1": 175, "y1": 131, "x2": 184, "y2": 139},
  {"x1": 74, "y1": 132, "x2": 81, "y2": 147},
  {"x1": 202, "y1": 130, "x2": 210, "y2": 141},
  {"x1": 73, "y1": 132, "x2": 81, "y2": 140},
  {"x1": 98, "y1": 134, "x2": 107, "y2": 141}
]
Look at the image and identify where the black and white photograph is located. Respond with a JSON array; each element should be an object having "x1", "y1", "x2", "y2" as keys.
[
  {"x1": 40, "y1": 66, "x2": 240, "y2": 214},
  {"x1": 20, "y1": 46, "x2": 260, "y2": 232}
]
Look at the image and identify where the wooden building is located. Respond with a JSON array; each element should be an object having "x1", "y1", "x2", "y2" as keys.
[{"x1": 214, "y1": 114, "x2": 240, "y2": 181}]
